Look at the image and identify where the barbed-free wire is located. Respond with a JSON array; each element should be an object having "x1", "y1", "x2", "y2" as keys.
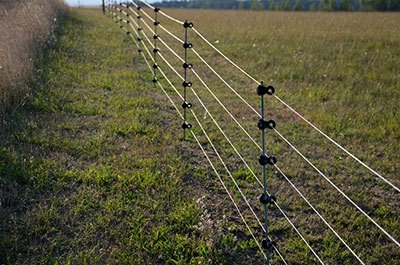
[
  {"x1": 125, "y1": 16, "x2": 285, "y2": 262},
  {"x1": 137, "y1": 0, "x2": 400, "y2": 195},
  {"x1": 133, "y1": 12, "x2": 329, "y2": 263},
  {"x1": 106, "y1": 3, "x2": 399, "y2": 263},
  {"x1": 117, "y1": 7, "x2": 379, "y2": 261},
  {"x1": 130, "y1": 5, "x2": 400, "y2": 248}
]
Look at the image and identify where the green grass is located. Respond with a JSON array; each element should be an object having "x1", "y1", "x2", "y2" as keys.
[
  {"x1": 1, "y1": 7, "x2": 400, "y2": 265},
  {"x1": 0, "y1": 9, "x2": 260, "y2": 265}
]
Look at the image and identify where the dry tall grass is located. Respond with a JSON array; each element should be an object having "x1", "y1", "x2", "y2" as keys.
[{"x1": 0, "y1": 0, "x2": 67, "y2": 123}]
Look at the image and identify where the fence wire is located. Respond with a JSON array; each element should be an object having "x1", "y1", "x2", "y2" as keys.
[{"x1": 105, "y1": 2, "x2": 400, "y2": 263}]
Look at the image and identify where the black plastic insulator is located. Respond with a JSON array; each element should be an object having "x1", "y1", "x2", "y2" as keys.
[
  {"x1": 182, "y1": 102, "x2": 192, "y2": 109},
  {"x1": 153, "y1": 48, "x2": 159, "y2": 53},
  {"x1": 259, "y1": 154, "x2": 277, "y2": 166},
  {"x1": 182, "y1": 81, "x2": 192, "y2": 88},
  {"x1": 154, "y1": 21, "x2": 160, "y2": 26},
  {"x1": 119, "y1": 25, "x2": 123, "y2": 28},
  {"x1": 259, "y1": 154, "x2": 269, "y2": 166},
  {"x1": 153, "y1": 34, "x2": 159, "y2": 40},
  {"x1": 258, "y1": 119, "x2": 276, "y2": 130},
  {"x1": 126, "y1": 31, "x2": 130, "y2": 35},
  {"x1": 138, "y1": 49, "x2": 142, "y2": 53},
  {"x1": 183, "y1": 63, "x2": 193, "y2": 69},
  {"x1": 126, "y1": 20, "x2": 130, "y2": 24},
  {"x1": 137, "y1": 15, "x2": 142, "y2": 19},
  {"x1": 154, "y1": 7, "x2": 160, "y2": 12},
  {"x1": 183, "y1": 21, "x2": 194, "y2": 28},
  {"x1": 269, "y1": 156, "x2": 277, "y2": 165},
  {"x1": 262, "y1": 240, "x2": 277, "y2": 251},
  {"x1": 182, "y1": 101, "x2": 192, "y2": 109},
  {"x1": 182, "y1": 122, "x2": 192, "y2": 129},
  {"x1": 138, "y1": 27, "x2": 143, "y2": 31},
  {"x1": 137, "y1": 37, "x2": 142, "y2": 41},
  {"x1": 152, "y1": 77, "x2": 158, "y2": 83},
  {"x1": 259, "y1": 194, "x2": 276, "y2": 205},
  {"x1": 153, "y1": 63, "x2": 159, "y2": 69},
  {"x1": 137, "y1": 6, "x2": 141, "y2": 10},
  {"x1": 183, "y1": 42, "x2": 193, "y2": 49},
  {"x1": 257, "y1": 84, "x2": 275, "y2": 96}
]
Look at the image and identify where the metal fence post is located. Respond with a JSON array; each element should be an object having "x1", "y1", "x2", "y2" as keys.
[
  {"x1": 181, "y1": 20, "x2": 194, "y2": 140},
  {"x1": 257, "y1": 82, "x2": 277, "y2": 265}
]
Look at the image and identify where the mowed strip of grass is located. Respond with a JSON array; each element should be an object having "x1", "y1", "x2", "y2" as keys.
[{"x1": 0, "y1": 9, "x2": 264, "y2": 265}]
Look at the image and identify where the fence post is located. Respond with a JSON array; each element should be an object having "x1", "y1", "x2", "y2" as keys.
[
  {"x1": 152, "y1": 6, "x2": 160, "y2": 86},
  {"x1": 257, "y1": 82, "x2": 277, "y2": 265},
  {"x1": 136, "y1": 3, "x2": 143, "y2": 54},
  {"x1": 182, "y1": 20, "x2": 194, "y2": 140},
  {"x1": 102, "y1": 0, "x2": 105, "y2": 14}
]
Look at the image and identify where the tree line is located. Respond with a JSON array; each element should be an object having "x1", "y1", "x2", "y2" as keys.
[{"x1": 154, "y1": 0, "x2": 400, "y2": 11}]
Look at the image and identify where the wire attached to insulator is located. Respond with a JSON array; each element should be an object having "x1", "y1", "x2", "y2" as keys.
[
  {"x1": 182, "y1": 19, "x2": 194, "y2": 140},
  {"x1": 257, "y1": 81, "x2": 277, "y2": 265}
]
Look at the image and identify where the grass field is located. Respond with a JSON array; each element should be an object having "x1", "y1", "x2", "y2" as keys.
[
  {"x1": 118, "y1": 7, "x2": 400, "y2": 264},
  {"x1": 1, "y1": 6, "x2": 399, "y2": 265}
]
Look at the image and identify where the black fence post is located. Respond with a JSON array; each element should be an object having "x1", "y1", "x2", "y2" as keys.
[
  {"x1": 182, "y1": 20, "x2": 194, "y2": 140},
  {"x1": 136, "y1": 3, "x2": 143, "y2": 54},
  {"x1": 152, "y1": 6, "x2": 160, "y2": 86},
  {"x1": 257, "y1": 82, "x2": 277, "y2": 264}
]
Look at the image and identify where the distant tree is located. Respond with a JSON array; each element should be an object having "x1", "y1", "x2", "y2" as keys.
[
  {"x1": 251, "y1": 0, "x2": 265, "y2": 10},
  {"x1": 153, "y1": 0, "x2": 400, "y2": 11},
  {"x1": 309, "y1": 0, "x2": 318, "y2": 10},
  {"x1": 318, "y1": 0, "x2": 327, "y2": 10},
  {"x1": 282, "y1": 0, "x2": 292, "y2": 10},
  {"x1": 294, "y1": 0, "x2": 304, "y2": 10},
  {"x1": 370, "y1": 0, "x2": 397, "y2": 10},
  {"x1": 238, "y1": 0, "x2": 245, "y2": 9},
  {"x1": 330, "y1": 0, "x2": 338, "y2": 10},
  {"x1": 318, "y1": 0, "x2": 336, "y2": 10},
  {"x1": 340, "y1": 0, "x2": 354, "y2": 10},
  {"x1": 269, "y1": 0, "x2": 278, "y2": 10},
  {"x1": 359, "y1": 0, "x2": 366, "y2": 10},
  {"x1": 388, "y1": 0, "x2": 400, "y2": 10}
]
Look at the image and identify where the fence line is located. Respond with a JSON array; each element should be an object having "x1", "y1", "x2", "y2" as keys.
[
  {"x1": 124, "y1": 9, "x2": 271, "y2": 260},
  {"x1": 138, "y1": 6, "x2": 261, "y2": 117},
  {"x1": 111, "y1": 4, "x2": 350, "y2": 263},
  {"x1": 119, "y1": 8, "x2": 344, "y2": 264},
  {"x1": 133, "y1": 16, "x2": 363, "y2": 264},
  {"x1": 129, "y1": 5, "x2": 400, "y2": 249},
  {"x1": 131, "y1": 1, "x2": 400, "y2": 248},
  {"x1": 150, "y1": 32, "x2": 325, "y2": 262},
  {"x1": 137, "y1": 0, "x2": 399, "y2": 195},
  {"x1": 118, "y1": 5, "x2": 286, "y2": 261},
  {"x1": 105, "y1": 2, "x2": 399, "y2": 263},
  {"x1": 135, "y1": 13, "x2": 262, "y2": 150},
  {"x1": 136, "y1": 21, "x2": 267, "y2": 236}
]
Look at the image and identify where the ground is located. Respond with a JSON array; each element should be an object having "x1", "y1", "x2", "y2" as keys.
[{"x1": 1, "y1": 7, "x2": 400, "y2": 265}]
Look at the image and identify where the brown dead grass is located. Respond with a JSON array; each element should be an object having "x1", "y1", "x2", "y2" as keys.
[{"x1": 0, "y1": 0, "x2": 67, "y2": 124}]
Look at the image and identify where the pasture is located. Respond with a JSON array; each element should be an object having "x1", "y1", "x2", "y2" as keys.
[
  {"x1": 140, "y1": 8, "x2": 400, "y2": 264},
  {"x1": 1, "y1": 6, "x2": 399, "y2": 264}
]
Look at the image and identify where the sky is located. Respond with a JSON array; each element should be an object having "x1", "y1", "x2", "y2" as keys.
[{"x1": 64, "y1": 0, "x2": 158, "y2": 7}]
